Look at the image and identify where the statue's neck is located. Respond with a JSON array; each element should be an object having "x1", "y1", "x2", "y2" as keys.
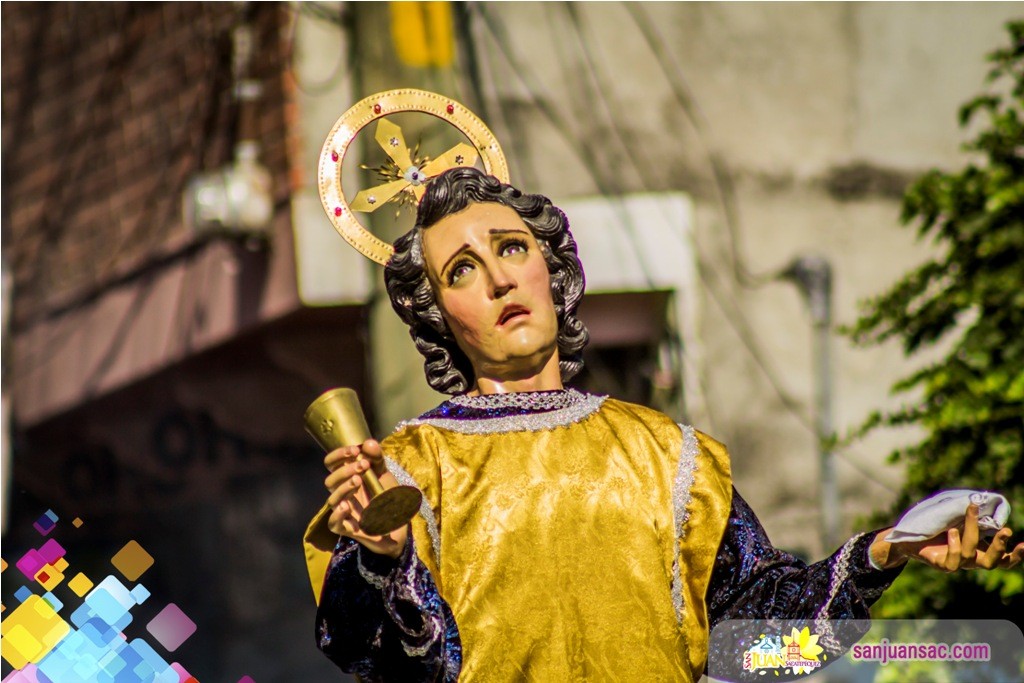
[{"x1": 467, "y1": 351, "x2": 563, "y2": 396}]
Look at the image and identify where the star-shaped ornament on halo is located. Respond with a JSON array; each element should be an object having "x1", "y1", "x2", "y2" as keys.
[
  {"x1": 350, "y1": 118, "x2": 478, "y2": 214},
  {"x1": 317, "y1": 89, "x2": 510, "y2": 265}
]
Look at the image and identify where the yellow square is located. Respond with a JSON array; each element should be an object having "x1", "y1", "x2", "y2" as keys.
[
  {"x1": 1, "y1": 623, "x2": 42, "y2": 668},
  {"x1": 111, "y1": 540, "x2": 154, "y2": 581},
  {"x1": 34, "y1": 564, "x2": 64, "y2": 591},
  {"x1": 68, "y1": 572, "x2": 94, "y2": 597},
  {"x1": 1, "y1": 558, "x2": 7, "y2": 572},
  {"x1": 54, "y1": 557, "x2": 69, "y2": 572},
  {"x1": 0, "y1": 596, "x2": 69, "y2": 667},
  {"x1": 72, "y1": 517, "x2": 84, "y2": 528}
]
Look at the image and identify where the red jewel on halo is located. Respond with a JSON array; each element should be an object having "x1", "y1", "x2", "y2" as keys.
[
  {"x1": 446, "y1": 103, "x2": 455, "y2": 114},
  {"x1": 331, "y1": 151, "x2": 339, "y2": 162},
  {"x1": 334, "y1": 207, "x2": 343, "y2": 216},
  {"x1": 373, "y1": 103, "x2": 382, "y2": 114}
]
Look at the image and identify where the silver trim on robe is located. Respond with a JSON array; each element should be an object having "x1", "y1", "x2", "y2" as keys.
[
  {"x1": 387, "y1": 455, "x2": 443, "y2": 566},
  {"x1": 398, "y1": 391, "x2": 606, "y2": 435},
  {"x1": 671, "y1": 424, "x2": 699, "y2": 623}
]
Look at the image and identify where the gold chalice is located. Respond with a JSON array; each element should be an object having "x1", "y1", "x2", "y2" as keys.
[{"x1": 304, "y1": 388, "x2": 422, "y2": 536}]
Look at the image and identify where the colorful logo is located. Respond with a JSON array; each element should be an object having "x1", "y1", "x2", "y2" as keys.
[
  {"x1": 0, "y1": 508, "x2": 251, "y2": 682},
  {"x1": 743, "y1": 626, "x2": 825, "y2": 675}
]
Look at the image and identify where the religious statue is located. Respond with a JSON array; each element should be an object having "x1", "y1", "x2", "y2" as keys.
[{"x1": 303, "y1": 90, "x2": 1022, "y2": 682}]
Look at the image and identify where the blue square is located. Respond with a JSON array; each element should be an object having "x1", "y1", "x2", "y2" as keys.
[
  {"x1": 71, "y1": 654, "x2": 101, "y2": 679},
  {"x1": 41, "y1": 639, "x2": 98, "y2": 682},
  {"x1": 38, "y1": 645, "x2": 76, "y2": 682},
  {"x1": 34, "y1": 509, "x2": 59, "y2": 535},
  {"x1": 14, "y1": 585, "x2": 33, "y2": 603},
  {"x1": 85, "y1": 586, "x2": 128, "y2": 625},
  {"x1": 154, "y1": 667, "x2": 179, "y2": 683},
  {"x1": 99, "y1": 649, "x2": 127, "y2": 676},
  {"x1": 82, "y1": 618, "x2": 118, "y2": 647},
  {"x1": 70, "y1": 599, "x2": 94, "y2": 628},
  {"x1": 42, "y1": 590, "x2": 64, "y2": 611},
  {"x1": 111, "y1": 609, "x2": 132, "y2": 632},
  {"x1": 114, "y1": 647, "x2": 145, "y2": 683},
  {"x1": 132, "y1": 638, "x2": 166, "y2": 670},
  {"x1": 129, "y1": 584, "x2": 150, "y2": 604}
]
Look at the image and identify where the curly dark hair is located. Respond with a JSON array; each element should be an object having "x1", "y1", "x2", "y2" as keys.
[{"x1": 384, "y1": 167, "x2": 589, "y2": 395}]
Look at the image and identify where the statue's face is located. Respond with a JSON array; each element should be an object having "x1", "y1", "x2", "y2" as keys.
[{"x1": 422, "y1": 202, "x2": 559, "y2": 384}]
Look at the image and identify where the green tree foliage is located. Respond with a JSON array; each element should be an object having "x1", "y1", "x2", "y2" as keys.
[{"x1": 847, "y1": 22, "x2": 1024, "y2": 622}]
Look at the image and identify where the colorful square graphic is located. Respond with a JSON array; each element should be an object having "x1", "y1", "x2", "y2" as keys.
[
  {"x1": 34, "y1": 563, "x2": 65, "y2": 591},
  {"x1": 3, "y1": 508, "x2": 215, "y2": 681},
  {"x1": 146, "y1": 603, "x2": 196, "y2": 652},
  {"x1": 130, "y1": 584, "x2": 151, "y2": 604},
  {"x1": 123, "y1": 638, "x2": 178, "y2": 682},
  {"x1": 68, "y1": 573, "x2": 94, "y2": 597},
  {"x1": 41, "y1": 592, "x2": 63, "y2": 612},
  {"x1": 170, "y1": 662, "x2": 193, "y2": 680},
  {"x1": 38, "y1": 635, "x2": 178, "y2": 683},
  {"x1": 71, "y1": 575, "x2": 138, "y2": 631},
  {"x1": 0, "y1": 662, "x2": 44, "y2": 681},
  {"x1": 72, "y1": 517, "x2": 84, "y2": 528},
  {"x1": 33, "y1": 510, "x2": 58, "y2": 536},
  {"x1": 15, "y1": 550, "x2": 47, "y2": 582},
  {"x1": 38, "y1": 539, "x2": 66, "y2": 565},
  {"x1": 111, "y1": 540, "x2": 154, "y2": 581},
  {"x1": 0, "y1": 595, "x2": 72, "y2": 668},
  {"x1": 35, "y1": 628, "x2": 120, "y2": 682}
]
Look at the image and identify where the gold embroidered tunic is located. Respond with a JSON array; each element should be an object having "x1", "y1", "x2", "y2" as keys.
[
  {"x1": 306, "y1": 390, "x2": 732, "y2": 681},
  {"x1": 308, "y1": 390, "x2": 905, "y2": 682}
]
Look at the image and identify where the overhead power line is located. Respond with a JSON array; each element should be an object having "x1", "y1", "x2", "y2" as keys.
[{"x1": 623, "y1": 2, "x2": 779, "y2": 290}]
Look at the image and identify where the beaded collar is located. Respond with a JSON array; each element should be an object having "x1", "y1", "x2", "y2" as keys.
[{"x1": 397, "y1": 388, "x2": 606, "y2": 434}]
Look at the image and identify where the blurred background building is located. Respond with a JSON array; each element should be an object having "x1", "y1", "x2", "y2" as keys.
[{"x1": 2, "y1": 2, "x2": 1021, "y2": 680}]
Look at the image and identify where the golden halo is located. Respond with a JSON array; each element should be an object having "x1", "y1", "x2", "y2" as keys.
[{"x1": 317, "y1": 89, "x2": 510, "y2": 265}]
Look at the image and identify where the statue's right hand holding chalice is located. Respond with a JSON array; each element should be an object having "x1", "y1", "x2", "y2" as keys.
[
  {"x1": 323, "y1": 439, "x2": 407, "y2": 559},
  {"x1": 305, "y1": 388, "x2": 422, "y2": 560}
]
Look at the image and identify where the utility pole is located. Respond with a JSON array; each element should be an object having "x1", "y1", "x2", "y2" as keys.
[{"x1": 782, "y1": 255, "x2": 841, "y2": 552}]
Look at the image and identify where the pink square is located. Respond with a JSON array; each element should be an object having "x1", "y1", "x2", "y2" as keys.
[
  {"x1": 1, "y1": 663, "x2": 44, "y2": 682},
  {"x1": 15, "y1": 549, "x2": 46, "y2": 581},
  {"x1": 38, "y1": 539, "x2": 65, "y2": 564},
  {"x1": 146, "y1": 603, "x2": 197, "y2": 652},
  {"x1": 170, "y1": 663, "x2": 192, "y2": 681}
]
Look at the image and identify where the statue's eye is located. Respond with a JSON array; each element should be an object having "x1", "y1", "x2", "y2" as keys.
[
  {"x1": 500, "y1": 239, "x2": 528, "y2": 257},
  {"x1": 448, "y1": 261, "x2": 474, "y2": 285}
]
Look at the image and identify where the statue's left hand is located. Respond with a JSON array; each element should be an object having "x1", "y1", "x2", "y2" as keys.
[{"x1": 870, "y1": 503, "x2": 1024, "y2": 571}]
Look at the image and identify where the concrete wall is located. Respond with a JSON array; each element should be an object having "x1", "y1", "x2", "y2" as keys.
[{"x1": 339, "y1": 2, "x2": 1023, "y2": 557}]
